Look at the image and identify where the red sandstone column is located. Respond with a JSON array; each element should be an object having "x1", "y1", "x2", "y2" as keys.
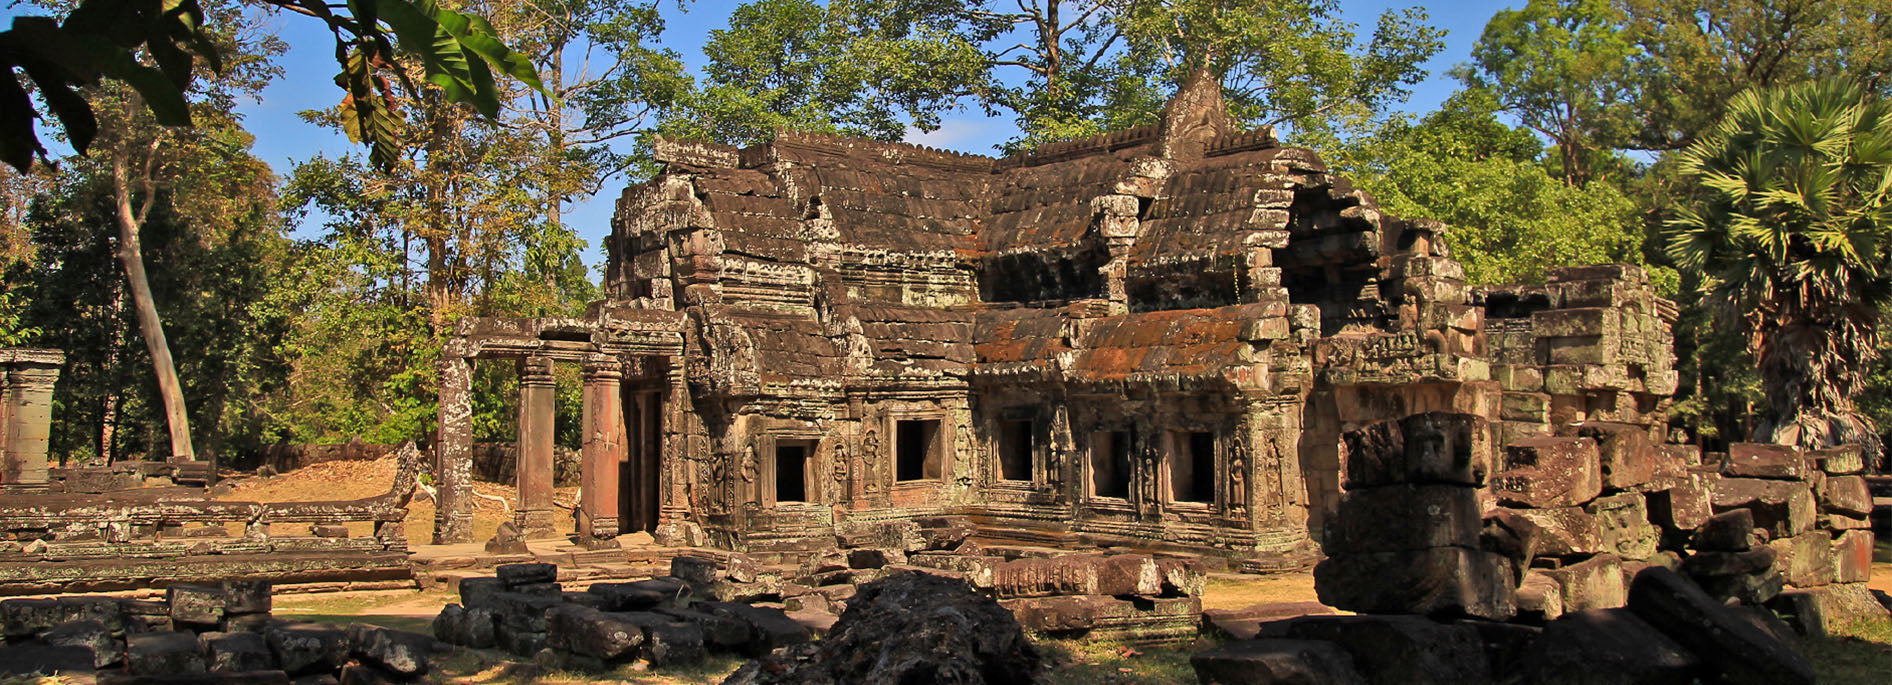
[
  {"x1": 516, "y1": 356, "x2": 558, "y2": 538},
  {"x1": 578, "y1": 354, "x2": 624, "y2": 548},
  {"x1": 2, "y1": 350, "x2": 62, "y2": 488},
  {"x1": 433, "y1": 355, "x2": 474, "y2": 544}
]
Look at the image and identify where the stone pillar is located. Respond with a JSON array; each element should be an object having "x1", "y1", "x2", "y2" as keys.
[
  {"x1": 1, "y1": 349, "x2": 62, "y2": 489},
  {"x1": 578, "y1": 354, "x2": 624, "y2": 548},
  {"x1": 433, "y1": 355, "x2": 474, "y2": 544},
  {"x1": 515, "y1": 356, "x2": 558, "y2": 539}
]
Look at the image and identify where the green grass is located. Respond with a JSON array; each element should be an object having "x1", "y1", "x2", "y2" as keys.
[
  {"x1": 1797, "y1": 613, "x2": 1892, "y2": 685},
  {"x1": 1035, "y1": 637, "x2": 1211, "y2": 685}
]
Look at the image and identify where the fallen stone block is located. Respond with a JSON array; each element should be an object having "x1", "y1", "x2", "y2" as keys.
[
  {"x1": 456, "y1": 577, "x2": 503, "y2": 611},
  {"x1": 119, "y1": 599, "x2": 172, "y2": 634},
  {"x1": 495, "y1": 563, "x2": 558, "y2": 589},
  {"x1": 1540, "y1": 553, "x2": 1626, "y2": 612},
  {"x1": 202, "y1": 631, "x2": 275, "y2": 673},
  {"x1": 1327, "y1": 485, "x2": 1481, "y2": 554},
  {"x1": 221, "y1": 612, "x2": 272, "y2": 633},
  {"x1": 509, "y1": 581, "x2": 562, "y2": 597},
  {"x1": 1201, "y1": 602, "x2": 1336, "y2": 641},
  {"x1": 1801, "y1": 582, "x2": 1891, "y2": 629},
  {"x1": 1, "y1": 598, "x2": 61, "y2": 640},
  {"x1": 42, "y1": 619, "x2": 120, "y2": 668},
  {"x1": 1682, "y1": 547, "x2": 1776, "y2": 577},
  {"x1": 1493, "y1": 436, "x2": 1601, "y2": 507},
  {"x1": 1817, "y1": 476, "x2": 1872, "y2": 517},
  {"x1": 127, "y1": 631, "x2": 208, "y2": 675},
  {"x1": 1001, "y1": 595, "x2": 1201, "y2": 644},
  {"x1": 835, "y1": 519, "x2": 926, "y2": 552},
  {"x1": 57, "y1": 597, "x2": 126, "y2": 635},
  {"x1": 1810, "y1": 446, "x2": 1864, "y2": 475},
  {"x1": 785, "y1": 610, "x2": 839, "y2": 637},
  {"x1": 1712, "y1": 477, "x2": 1816, "y2": 539},
  {"x1": 1480, "y1": 509, "x2": 1541, "y2": 580},
  {"x1": 1625, "y1": 566, "x2": 1812, "y2": 685},
  {"x1": 1190, "y1": 639, "x2": 1365, "y2": 685},
  {"x1": 1568, "y1": 422, "x2": 1654, "y2": 490},
  {"x1": 1587, "y1": 492, "x2": 1660, "y2": 560},
  {"x1": 612, "y1": 612, "x2": 705, "y2": 666},
  {"x1": 1645, "y1": 477, "x2": 1713, "y2": 534},
  {"x1": 1832, "y1": 530, "x2": 1874, "y2": 583},
  {"x1": 586, "y1": 579, "x2": 680, "y2": 611},
  {"x1": 655, "y1": 607, "x2": 749, "y2": 650},
  {"x1": 1723, "y1": 443, "x2": 1806, "y2": 479},
  {"x1": 167, "y1": 585, "x2": 226, "y2": 628},
  {"x1": 1154, "y1": 558, "x2": 1206, "y2": 597},
  {"x1": 0, "y1": 643, "x2": 95, "y2": 678},
  {"x1": 1342, "y1": 412, "x2": 1491, "y2": 488},
  {"x1": 99, "y1": 672, "x2": 292, "y2": 685},
  {"x1": 1767, "y1": 531, "x2": 1834, "y2": 588},
  {"x1": 263, "y1": 621, "x2": 349, "y2": 676},
  {"x1": 1697, "y1": 570, "x2": 1785, "y2": 605},
  {"x1": 670, "y1": 555, "x2": 722, "y2": 586},
  {"x1": 223, "y1": 580, "x2": 272, "y2": 615},
  {"x1": 697, "y1": 601, "x2": 813, "y2": 656},
  {"x1": 846, "y1": 548, "x2": 905, "y2": 569},
  {"x1": 991, "y1": 554, "x2": 1160, "y2": 598},
  {"x1": 347, "y1": 624, "x2": 432, "y2": 677},
  {"x1": 1285, "y1": 614, "x2": 1490, "y2": 684},
  {"x1": 1692, "y1": 508, "x2": 1757, "y2": 552},
  {"x1": 1515, "y1": 506, "x2": 1606, "y2": 556},
  {"x1": 489, "y1": 592, "x2": 563, "y2": 635},
  {"x1": 1766, "y1": 590, "x2": 1829, "y2": 638},
  {"x1": 1516, "y1": 572, "x2": 1564, "y2": 622},
  {"x1": 914, "y1": 516, "x2": 975, "y2": 550},
  {"x1": 1512, "y1": 608, "x2": 1696, "y2": 685},
  {"x1": 1313, "y1": 546, "x2": 1516, "y2": 620},
  {"x1": 547, "y1": 605, "x2": 644, "y2": 662}
]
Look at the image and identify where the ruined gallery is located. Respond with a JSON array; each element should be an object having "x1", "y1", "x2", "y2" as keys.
[{"x1": 435, "y1": 72, "x2": 1681, "y2": 568}]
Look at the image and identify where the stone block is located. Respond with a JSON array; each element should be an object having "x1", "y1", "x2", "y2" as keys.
[
  {"x1": 846, "y1": 548, "x2": 905, "y2": 569},
  {"x1": 1692, "y1": 508, "x2": 1758, "y2": 552},
  {"x1": 655, "y1": 607, "x2": 750, "y2": 650},
  {"x1": 167, "y1": 585, "x2": 227, "y2": 627},
  {"x1": 1809, "y1": 446, "x2": 1864, "y2": 475},
  {"x1": 337, "y1": 663, "x2": 398, "y2": 685},
  {"x1": 1765, "y1": 590, "x2": 1828, "y2": 638},
  {"x1": 1326, "y1": 485, "x2": 1481, "y2": 554},
  {"x1": 1625, "y1": 566, "x2": 1813, "y2": 685},
  {"x1": 1512, "y1": 609, "x2": 1696, "y2": 685},
  {"x1": 462, "y1": 607, "x2": 498, "y2": 649},
  {"x1": 263, "y1": 622, "x2": 349, "y2": 676},
  {"x1": 126, "y1": 631, "x2": 208, "y2": 675},
  {"x1": 696, "y1": 601, "x2": 813, "y2": 657},
  {"x1": 1567, "y1": 422, "x2": 1654, "y2": 490},
  {"x1": 202, "y1": 631, "x2": 275, "y2": 673},
  {"x1": 1724, "y1": 443, "x2": 1807, "y2": 479},
  {"x1": 42, "y1": 619, "x2": 120, "y2": 668},
  {"x1": 1517, "y1": 572, "x2": 1564, "y2": 622},
  {"x1": 990, "y1": 554, "x2": 1160, "y2": 598},
  {"x1": 1501, "y1": 392, "x2": 1551, "y2": 422},
  {"x1": 612, "y1": 612, "x2": 706, "y2": 666},
  {"x1": 1492, "y1": 436, "x2": 1601, "y2": 507},
  {"x1": 0, "y1": 644, "x2": 95, "y2": 679},
  {"x1": 586, "y1": 579, "x2": 683, "y2": 612},
  {"x1": 1587, "y1": 492, "x2": 1659, "y2": 560},
  {"x1": 1342, "y1": 412, "x2": 1491, "y2": 488},
  {"x1": 347, "y1": 624, "x2": 431, "y2": 677},
  {"x1": 1541, "y1": 553, "x2": 1627, "y2": 612},
  {"x1": 457, "y1": 577, "x2": 503, "y2": 610},
  {"x1": 490, "y1": 592, "x2": 562, "y2": 635},
  {"x1": 431, "y1": 604, "x2": 464, "y2": 645},
  {"x1": 1514, "y1": 506, "x2": 1606, "y2": 556},
  {"x1": 1313, "y1": 546, "x2": 1516, "y2": 620},
  {"x1": 670, "y1": 555, "x2": 722, "y2": 585},
  {"x1": 1682, "y1": 547, "x2": 1776, "y2": 577},
  {"x1": 223, "y1": 580, "x2": 272, "y2": 615},
  {"x1": 1155, "y1": 558, "x2": 1207, "y2": 597},
  {"x1": 1817, "y1": 475, "x2": 1872, "y2": 517},
  {"x1": 510, "y1": 582, "x2": 562, "y2": 597},
  {"x1": 1285, "y1": 614, "x2": 1491, "y2": 684},
  {"x1": 546, "y1": 606, "x2": 643, "y2": 662},
  {"x1": 498, "y1": 629, "x2": 546, "y2": 657},
  {"x1": 1832, "y1": 530, "x2": 1874, "y2": 583},
  {"x1": 1190, "y1": 639, "x2": 1365, "y2": 685},
  {"x1": 1480, "y1": 509, "x2": 1541, "y2": 578},
  {"x1": 1768, "y1": 531, "x2": 1835, "y2": 588},
  {"x1": 495, "y1": 563, "x2": 557, "y2": 588},
  {"x1": 1711, "y1": 477, "x2": 1816, "y2": 539},
  {"x1": 835, "y1": 519, "x2": 925, "y2": 551},
  {"x1": 1645, "y1": 478, "x2": 1713, "y2": 533},
  {"x1": 2, "y1": 598, "x2": 61, "y2": 639},
  {"x1": 1697, "y1": 570, "x2": 1785, "y2": 605}
]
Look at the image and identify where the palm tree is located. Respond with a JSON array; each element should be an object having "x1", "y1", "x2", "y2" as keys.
[{"x1": 1666, "y1": 78, "x2": 1892, "y2": 460}]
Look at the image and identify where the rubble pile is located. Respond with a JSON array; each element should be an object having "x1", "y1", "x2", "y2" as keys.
[{"x1": 0, "y1": 580, "x2": 432, "y2": 684}]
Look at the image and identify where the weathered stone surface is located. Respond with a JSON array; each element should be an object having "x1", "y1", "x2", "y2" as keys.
[
  {"x1": 1681, "y1": 547, "x2": 1776, "y2": 577},
  {"x1": 223, "y1": 580, "x2": 272, "y2": 615},
  {"x1": 202, "y1": 631, "x2": 275, "y2": 673},
  {"x1": 1514, "y1": 506, "x2": 1606, "y2": 556},
  {"x1": 1342, "y1": 412, "x2": 1491, "y2": 488},
  {"x1": 1832, "y1": 530, "x2": 1874, "y2": 583},
  {"x1": 655, "y1": 607, "x2": 750, "y2": 649},
  {"x1": 1314, "y1": 546, "x2": 1516, "y2": 620},
  {"x1": 1587, "y1": 492, "x2": 1659, "y2": 560},
  {"x1": 670, "y1": 555, "x2": 721, "y2": 586},
  {"x1": 1644, "y1": 477, "x2": 1713, "y2": 533},
  {"x1": 1817, "y1": 475, "x2": 1871, "y2": 517},
  {"x1": 1155, "y1": 558, "x2": 1206, "y2": 597},
  {"x1": 697, "y1": 601, "x2": 813, "y2": 656},
  {"x1": 1568, "y1": 422, "x2": 1654, "y2": 491},
  {"x1": 1692, "y1": 508, "x2": 1757, "y2": 552},
  {"x1": 587, "y1": 578, "x2": 686, "y2": 611},
  {"x1": 1540, "y1": 553, "x2": 1626, "y2": 612},
  {"x1": 1723, "y1": 443, "x2": 1806, "y2": 479},
  {"x1": 1516, "y1": 572, "x2": 1564, "y2": 621},
  {"x1": 495, "y1": 562, "x2": 557, "y2": 588},
  {"x1": 1625, "y1": 566, "x2": 1812, "y2": 685},
  {"x1": 1190, "y1": 639, "x2": 1365, "y2": 685},
  {"x1": 1809, "y1": 446, "x2": 1864, "y2": 475},
  {"x1": 490, "y1": 591, "x2": 562, "y2": 635},
  {"x1": 2, "y1": 598, "x2": 60, "y2": 639},
  {"x1": 126, "y1": 631, "x2": 207, "y2": 675},
  {"x1": 546, "y1": 605, "x2": 644, "y2": 662},
  {"x1": 347, "y1": 624, "x2": 431, "y2": 676},
  {"x1": 263, "y1": 621, "x2": 350, "y2": 676},
  {"x1": 1480, "y1": 508, "x2": 1541, "y2": 577},
  {"x1": 1767, "y1": 531, "x2": 1834, "y2": 588},
  {"x1": 990, "y1": 554, "x2": 1161, "y2": 598},
  {"x1": 1000, "y1": 595, "x2": 1200, "y2": 644},
  {"x1": 1512, "y1": 609, "x2": 1696, "y2": 685},
  {"x1": 846, "y1": 548, "x2": 905, "y2": 569},
  {"x1": 1697, "y1": 570, "x2": 1785, "y2": 605},
  {"x1": 167, "y1": 585, "x2": 226, "y2": 626},
  {"x1": 457, "y1": 577, "x2": 503, "y2": 610},
  {"x1": 1711, "y1": 478, "x2": 1816, "y2": 539},
  {"x1": 43, "y1": 619, "x2": 120, "y2": 668},
  {"x1": 1326, "y1": 485, "x2": 1481, "y2": 554},
  {"x1": 1493, "y1": 436, "x2": 1601, "y2": 507},
  {"x1": 1802, "y1": 582, "x2": 1892, "y2": 628},
  {"x1": 1285, "y1": 614, "x2": 1491, "y2": 685},
  {"x1": 723, "y1": 572, "x2": 1038, "y2": 685}
]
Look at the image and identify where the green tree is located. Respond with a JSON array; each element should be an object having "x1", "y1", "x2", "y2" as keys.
[
  {"x1": 1664, "y1": 78, "x2": 1892, "y2": 457},
  {"x1": 1457, "y1": 0, "x2": 1642, "y2": 186},
  {"x1": 1327, "y1": 90, "x2": 1655, "y2": 287}
]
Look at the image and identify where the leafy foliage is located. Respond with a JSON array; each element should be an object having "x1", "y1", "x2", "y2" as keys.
[{"x1": 1665, "y1": 78, "x2": 1892, "y2": 452}]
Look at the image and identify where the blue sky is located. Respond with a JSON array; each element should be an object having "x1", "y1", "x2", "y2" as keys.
[{"x1": 30, "y1": 1, "x2": 1521, "y2": 270}]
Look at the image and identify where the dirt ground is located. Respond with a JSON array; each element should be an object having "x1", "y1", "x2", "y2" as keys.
[{"x1": 218, "y1": 456, "x2": 576, "y2": 542}]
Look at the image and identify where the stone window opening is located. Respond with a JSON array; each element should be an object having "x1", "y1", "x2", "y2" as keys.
[
  {"x1": 1090, "y1": 430, "x2": 1133, "y2": 499},
  {"x1": 895, "y1": 419, "x2": 944, "y2": 481},
  {"x1": 1169, "y1": 431, "x2": 1216, "y2": 504},
  {"x1": 772, "y1": 440, "x2": 815, "y2": 503},
  {"x1": 997, "y1": 418, "x2": 1035, "y2": 482}
]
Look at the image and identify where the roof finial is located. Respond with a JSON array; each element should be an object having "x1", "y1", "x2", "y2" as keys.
[{"x1": 1158, "y1": 66, "x2": 1232, "y2": 161}]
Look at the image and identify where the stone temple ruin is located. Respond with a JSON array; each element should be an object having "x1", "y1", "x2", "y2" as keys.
[
  {"x1": 431, "y1": 71, "x2": 1692, "y2": 571},
  {"x1": 0, "y1": 71, "x2": 1886, "y2": 682}
]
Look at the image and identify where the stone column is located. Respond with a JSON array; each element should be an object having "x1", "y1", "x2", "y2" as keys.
[
  {"x1": 433, "y1": 355, "x2": 474, "y2": 544},
  {"x1": 2, "y1": 350, "x2": 62, "y2": 488},
  {"x1": 578, "y1": 354, "x2": 624, "y2": 548},
  {"x1": 515, "y1": 356, "x2": 558, "y2": 539}
]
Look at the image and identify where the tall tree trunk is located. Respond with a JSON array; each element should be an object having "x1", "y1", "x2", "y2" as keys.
[
  {"x1": 98, "y1": 282, "x2": 125, "y2": 463},
  {"x1": 1754, "y1": 314, "x2": 1882, "y2": 461},
  {"x1": 111, "y1": 138, "x2": 195, "y2": 462}
]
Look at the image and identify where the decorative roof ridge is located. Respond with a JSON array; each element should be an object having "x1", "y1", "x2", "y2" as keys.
[
  {"x1": 769, "y1": 129, "x2": 997, "y2": 171},
  {"x1": 1204, "y1": 125, "x2": 1280, "y2": 157},
  {"x1": 994, "y1": 124, "x2": 1161, "y2": 170}
]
